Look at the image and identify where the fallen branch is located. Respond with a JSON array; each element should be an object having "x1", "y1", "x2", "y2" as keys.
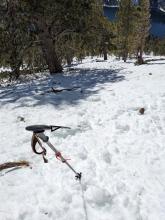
[
  {"x1": 52, "y1": 87, "x2": 80, "y2": 93},
  {"x1": 0, "y1": 160, "x2": 30, "y2": 172},
  {"x1": 41, "y1": 86, "x2": 81, "y2": 95}
]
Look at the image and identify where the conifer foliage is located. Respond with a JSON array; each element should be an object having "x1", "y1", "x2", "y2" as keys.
[
  {"x1": 0, "y1": 0, "x2": 161, "y2": 80},
  {"x1": 135, "y1": 0, "x2": 150, "y2": 64},
  {"x1": 0, "y1": 0, "x2": 109, "y2": 78},
  {"x1": 117, "y1": 0, "x2": 136, "y2": 62},
  {"x1": 117, "y1": 0, "x2": 150, "y2": 63}
]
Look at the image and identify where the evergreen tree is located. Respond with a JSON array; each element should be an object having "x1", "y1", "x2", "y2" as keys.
[
  {"x1": 116, "y1": 0, "x2": 150, "y2": 63},
  {"x1": 54, "y1": 0, "x2": 107, "y2": 64},
  {"x1": 0, "y1": 0, "x2": 34, "y2": 80},
  {"x1": 145, "y1": 36, "x2": 165, "y2": 56},
  {"x1": 22, "y1": 0, "x2": 107, "y2": 73},
  {"x1": 0, "y1": 0, "x2": 109, "y2": 76},
  {"x1": 135, "y1": 0, "x2": 150, "y2": 64},
  {"x1": 117, "y1": 0, "x2": 136, "y2": 62}
]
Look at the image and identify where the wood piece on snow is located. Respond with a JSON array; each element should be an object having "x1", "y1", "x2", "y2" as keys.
[
  {"x1": 41, "y1": 86, "x2": 80, "y2": 95},
  {"x1": 139, "y1": 108, "x2": 145, "y2": 115},
  {"x1": 0, "y1": 161, "x2": 30, "y2": 172}
]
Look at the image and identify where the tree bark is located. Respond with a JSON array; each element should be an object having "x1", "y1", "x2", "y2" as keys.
[
  {"x1": 66, "y1": 54, "x2": 73, "y2": 66},
  {"x1": 9, "y1": 60, "x2": 22, "y2": 81},
  {"x1": 39, "y1": 33, "x2": 63, "y2": 74},
  {"x1": 122, "y1": 47, "x2": 128, "y2": 62},
  {"x1": 103, "y1": 47, "x2": 108, "y2": 60},
  {"x1": 137, "y1": 48, "x2": 144, "y2": 65},
  {"x1": 34, "y1": 16, "x2": 63, "y2": 74},
  {"x1": 123, "y1": 53, "x2": 127, "y2": 62}
]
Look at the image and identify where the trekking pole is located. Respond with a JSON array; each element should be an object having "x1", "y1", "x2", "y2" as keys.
[{"x1": 26, "y1": 125, "x2": 82, "y2": 180}]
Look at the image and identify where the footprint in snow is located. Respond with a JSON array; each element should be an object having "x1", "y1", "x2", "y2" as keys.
[
  {"x1": 160, "y1": 93, "x2": 165, "y2": 98},
  {"x1": 115, "y1": 123, "x2": 130, "y2": 133},
  {"x1": 88, "y1": 96, "x2": 101, "y2": 102},
  {"x1": 78, "y1": 148, "x2": 88, "y2": 160},
  {"x1": 123, "y1": 197, "x2": 130, "y2": 207},
  {"x1": 86, "y1": 186, "x2": 113, "y2": 207},
  {"x1": 77, "y1": 121, "x2": 92, "y2": 132},
  {"x1": 102, "y1": 151, "x2": 112, "y2": 164},
  {"x1": 111, "y1": 109, "x2": 125, "y2": 120}
]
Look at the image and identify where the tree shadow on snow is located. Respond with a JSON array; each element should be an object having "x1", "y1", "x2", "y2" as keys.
[{"x1": 0, "y1": 67, "x2": 125, "y2": 108}]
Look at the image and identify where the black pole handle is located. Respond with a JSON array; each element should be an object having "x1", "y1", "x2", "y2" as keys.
[
  {"x1": 51, "y1": 126, "x2": 71, "y2": 132},
  {"x1": 26, "y1": 125, "x2": 71, "y2": 133}
]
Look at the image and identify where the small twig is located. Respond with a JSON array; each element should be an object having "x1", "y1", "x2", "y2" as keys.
[{"x1": 0, "y1": 161, "x2": 30, "y2": 172}]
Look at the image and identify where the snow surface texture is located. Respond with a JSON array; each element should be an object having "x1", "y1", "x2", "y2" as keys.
[{"x1": 0, "y1": 56, "x2": 165, "y2": 220}]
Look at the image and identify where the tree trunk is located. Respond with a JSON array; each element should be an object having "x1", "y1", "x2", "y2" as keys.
[
  {"x1": 12, "y1": 67, "x2": 20, "y2": 80},
  {"x1": 103, "y1": 47, "x2": 108, "y2": 60},
  {"x1": 39, "y1": 33, "x2": 63, "y2": 74},
  {"x1": 9, "y1": 61, "x2": 22, "y2": 81},
  {"x1": 35, "y1": 16, "x2": 63, "y2": 74},
  {"x1": 123, "y1": 53, "x2": 127, "y2": 62},
  {"x1": 137, "y1": 48, "x2": 144, "y2": 65},
  {"x1": 122, "y1": 48, "x2": 128, "y2": 62},
  {"x1": 66, "y1": 54, "x2": 73, "y2": 66}
]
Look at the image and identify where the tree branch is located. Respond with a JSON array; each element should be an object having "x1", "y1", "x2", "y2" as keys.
[{"x1": 0, "y1": 161, "x2": 30, "y2": 172}]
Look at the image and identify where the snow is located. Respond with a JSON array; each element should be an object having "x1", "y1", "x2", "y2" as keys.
[
  {"x1": 0, "y1": 67, "x2": 10, "y2": 73},
  {"x1": 160, "y1": 7, "x2": 165, "y2": 13},
  {"x1": 0, "y1": 55, "x2": 165, "y2": 220}
]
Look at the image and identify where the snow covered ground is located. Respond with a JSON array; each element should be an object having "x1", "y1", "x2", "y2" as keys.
[{"x1": 0, "y1": 55, "x2": 165, "y2": 220}]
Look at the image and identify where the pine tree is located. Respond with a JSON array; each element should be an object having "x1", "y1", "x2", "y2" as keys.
[
  {"x1": 1, "y1": 0, "x2": 108, "y2": 76},
  {"x1": 97, "y1": 20, "x2": 116, "y2": 60},
  {"x1": 0, "y1": 0, "x2": 113, "y2": 77},
  {"x1": 117, "y1": 0, "x2": 136, "y2": 62},
  {"x1": 134, "y1": 0, "x2": 150, "y2": 64},
  {"x1": 116, "y1": 0, "x2": 150, "y2": 63},
  {"x1": 0, "y1": 0, "x2": 34, "y2": 80}
]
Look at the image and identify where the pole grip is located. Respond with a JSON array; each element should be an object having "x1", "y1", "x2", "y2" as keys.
[{"x1": 37, "y1": 133, "x2": 49, "y2": 142}]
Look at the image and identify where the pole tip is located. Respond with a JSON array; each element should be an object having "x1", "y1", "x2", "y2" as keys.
[{"x1": 75, "y1": 172, "x2": 82, "y2": 181}]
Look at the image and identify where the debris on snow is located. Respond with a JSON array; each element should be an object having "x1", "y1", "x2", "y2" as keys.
[
  {"x1": 139, "y1": 108, "x2": 145, "y2": 115},
  {"x1": 0, "y1": 161, "x2": 30, "y2": 172}
]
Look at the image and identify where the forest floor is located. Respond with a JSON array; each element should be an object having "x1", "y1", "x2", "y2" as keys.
[{"x1": 0, "y1": 55, "x2": 165, "y2": 220}]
